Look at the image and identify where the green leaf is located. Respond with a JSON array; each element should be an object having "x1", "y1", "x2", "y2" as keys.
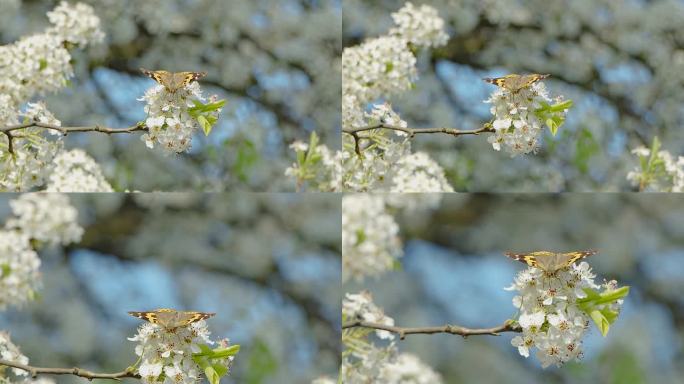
[
  {"x1": 589, "y1": 309, "x2": 610, "y2": 336},
  {"x1": 573, "y1": 128, "x2": 600, "y2": 174},
  {"x1": 39, "y1": 59, "x2": 48, "y2": 71},
  {"x1": 204, "y1": 366, "x2": 220, "y2": 384},
  {"x1": 198, "y1": 115, "x2": 211, "y2": 136},
  {"x1": 212, "y1": 363, "x2": 228, "y2": 377},
  {"x1": 210, "y1": 345, "x2": 240, "y2": 358},
  {"x1": 245, "y1": 339, "x2": 278, "y2": 384},
  {"x1": 1, "y1": 263, "x2": 10, "y2": 278}
]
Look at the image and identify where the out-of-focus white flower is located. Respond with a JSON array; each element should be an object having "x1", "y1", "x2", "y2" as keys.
[
  {"x1": 343, "y1": 291, "x2": 395, "y2": 340},
  {"x1": 128, "y1": 320, "x2": 228, "y2": 384},
  {"x1": 627, "y1": 145, "x2": 684, "y2": 192},
  {"x1": 0, "y1": 231, "x2": 41, "y2": 310},
  {"x1": 0, "y1": 331, "x2": 30, "y2": 377},
  {"x1": 390, "y1": 2, "x2": 449, "y2": 47},
  {"x1": 391, "y1": 151, "x2": 454, "y2": 192},
  {"x1": 485, "y1": 82, "x2": 563, "y2": 156},
  {"x1": 46, "y1": 149, "x2": 113, "y2": 192},
  {"x1": 342, "y1": 195, "x2": 402, "y2": 282},
  {"x1": 378, "y1": 352, "x2": 443, "y2": 383},
  {"x1": 47, "y1": 1, "x2": 105, "y2": 47},
  {"x1": 6, "y1": 193, "x2": 83, "y2": 246},
  {"x1": 505, "y1": 262, "x2": 624, "y2": 368},
  {"x1": 311, "y1": 377, "x2": 336, "y2": 384},
  {"x1": 0, "y1": 134, "x2": 63, "y2": 192}
]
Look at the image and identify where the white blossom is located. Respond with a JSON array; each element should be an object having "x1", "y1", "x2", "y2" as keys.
[
  {"x1": 6, "y1": 193, "x2": 83, "y2": 246},
  {"x1": 128, "y1": 321, "x2": 230, "y2": 384},
  {"x1": 506, "y1": 262, "x2": 624, "y2": 368},
  {"x1": 485, "y1": 82, "x2": 564, "y2": 156},
  {"x1": 342, "y1": 195, "x2": 402, "y2": 282},
  {"x1": 139, "y1": 83, "x2": 220, "y2": 154},
  {"x1": 46, "y1": 149, "x2": 113, "y2": 192},
  {"x1": 343, "y1": 291, "x2": 395, "y2": 340},
  {"x1": 0, "y1": 231, "x2": 41, "y2": 310},
  {"x1": 627, "y1": 145, "x2": 684, "y2": 192},
  {"x1": 390, "y1": 2, "x2": 449, "y2": 48},
  {"x1": 46, "y1": 1, "x2": 105, "y2": 47}
]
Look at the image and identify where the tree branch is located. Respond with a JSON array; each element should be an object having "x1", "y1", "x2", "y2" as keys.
[
  {"x1": 0, "y1": 359, "x2": 140, "y2": 381},
  {"x1": 342, "y1": 123, "x2": 494, "y2": 155},
  {"x1": 0, "y1": 121, "x2": 147, "y2": 135},
  {"x1": 342, "y1": 320, "x2": 521, "y2": 340}
]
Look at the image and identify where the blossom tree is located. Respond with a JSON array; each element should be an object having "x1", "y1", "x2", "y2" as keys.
[
  {"x1": 1, "y1": 0, "x2": 340, "y2": 191},
  {"x1": 338, "y1": 194, "x2": 630, "y2": 382},
  {"x1": 0, "y1": 193, "x2": 339, "y2": 383},
  {"x1": 288, "y1": 2, "x2": 572, "y2": 192}
]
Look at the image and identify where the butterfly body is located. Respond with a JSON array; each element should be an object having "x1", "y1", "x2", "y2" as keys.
[
  {"x1": 128, "y1": 308, "x2": 214, "y2": 330},
  {"x1": 140, "y1": 68, "x2": 207, "y2": 93},
  {"x1": 505, "y1": 250, "x2": 596, "y2": 273},
  {"x1": 483, "y1": 73, "x2": 549, "y2": 93}
]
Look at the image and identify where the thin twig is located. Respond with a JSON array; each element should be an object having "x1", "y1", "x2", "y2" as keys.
[
  {"x1": 342, "y1": 123, "x2": 494, "y2": 155},
  {"x1": 0, "y1": 121, "x2": 147, "y2": 135},
  {"x1": 342, "y1": 320, "x2": 521, "y2": 340},
  {"x1": 0, "y1": 359, "x2": 140, "y2": 381}
]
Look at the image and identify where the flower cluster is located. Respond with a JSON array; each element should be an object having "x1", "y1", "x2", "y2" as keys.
[
  {"x1": 342, "y1": 195, "x2": 402, "y2": 282},
  {"x1": 46, "y1": 149, "x2": 113, "y2": 192},
  {"x1": 389, "y1": 2, "x2": 449, "y2": 48},
  {"x1": 506, "y1": 262, "x2": 626, "y2": 368},
  {"x1": 128, "y1": 321, "x2": 236, "y2": 384},
  {"x1": 0, "y1": 2, "x2": 106, "y2": 192},
  {"x1": 140, "y1": 83, "x2": 224, "y2": 154},
  {"x1": 0, "y1": 193, "x2": 82, "y2": 310},
  {"x1": 0, "y1": 331, "x2": 56, "y2": 383},
  {"x1": 343, "y1": 291, "x2": 396, "y2": 340},
  {"x1": 46, "y1": 1, "x2": 105, "y2": 47},
  {"x1": 0, "y1": 231, "x2": 41, "y2": 311},
  {"x1": 485, "y1": 81, "x2": 569, "y2": 156},
  {"x1": 627, "y1": 137, "x2": 684, "y2": 192},
  {"x1": 289, "y1": 2, "x2": 452, "y2": 192},
  {"x1": 6, "y1": 193, "x2": 83, "y2": 246},
  {"x1": 342, "y1": 292, "x2": 442, "y2": 384}
]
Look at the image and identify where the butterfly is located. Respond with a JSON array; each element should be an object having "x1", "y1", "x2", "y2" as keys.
[
  {"x1": 482, "y1": 73, "x2": 550, "y2": 93},
  {"x1": 128, "y1": 308, "x2": 215, "y2": 330},
  {"x1": 504, "y1": 250, "x2": 597, "y2": 273},
  {"x1": 140, "y1": 68, "x2": 207, "y2": 93}
]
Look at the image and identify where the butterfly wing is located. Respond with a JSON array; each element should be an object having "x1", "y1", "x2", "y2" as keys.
[
  {"x1": 483, "y1": 74, "x2": 520, "y2": 88},
  {"x1": 128, "y1": 310, "x2": 160, "y2": 324},
  {"x1": 505, "y1": 251, "x2": 555, "y2": 269},
  {"x1": 558, "y1": 250, "x2": 597, "y2": 267},
  {"x1": 173, "y1": 72, "x2": 207, "y2": 89},
  {"x1": 178, "y1": 311, "x2": 215, "y2": 326},
  {"x1": 483, "y1": 73, "x2": 549, "y2": 92}
]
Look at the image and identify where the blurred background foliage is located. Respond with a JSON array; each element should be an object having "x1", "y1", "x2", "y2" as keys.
[
  {"x1": 345, "y1": 193, "x2": 684, "y2": 383},
  {"x1": 0, "y1": 193, "x2": 341, "y2": 384},
  {"x1": 343, "y1": 0, "x2": 684, "y2": 191},
  {"x1": 0, "y1": 0, "x2": 341, "y2": 191}
]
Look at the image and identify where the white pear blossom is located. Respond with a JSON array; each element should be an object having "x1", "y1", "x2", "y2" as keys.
[
  {"x1": 485, "y1": 82, "x2": 565, "y2": 156},
  {"x1": 0, "y1": 2, "x2": 106, "y2": 192},
  {"x1": 6, "y1": 193, "x2": 83, "y2": 246},
  {"x1": 343, "y1": 291, "x2": 395, "y2": 340},
  {"x1": 139, "y1": 83, "x2": 221, "y2": 154},
  {"x1": 0, "y1": 331, "x2": 30, "y2": 377},
  {"x1": 342, "y1": 195, "x2": 402, "y2": 282},
  {"x1": 342, "y1": 293, "x2": 442, "y2": 383},
  {"x1": 290, "y1": 2, "x2": 452, "y2": 192},
  {"x1": 46, "y1": 149, "x2": 113, "y2": 192},
  {"x1": 128, "y1": 321, "x2": 231, "y2": 384},
  {"x1": 0, "y1": 231, "x2": 41, "y2": 310},
  {"x1": 46, "y1": 1, "x2": 105, "y2": 47},
  {"x1": 627, "y1": 145, "x2": 684, "y2": 192},
  {"x1": 390, "y1": 2, "x2": 449, "y2": 47},
  {"x1": 505, "y1": 262, "x2": 624, "y2": 368}
]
